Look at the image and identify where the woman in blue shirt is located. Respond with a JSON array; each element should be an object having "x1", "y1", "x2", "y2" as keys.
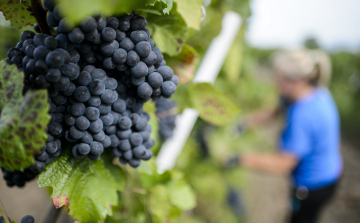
[{"x1": 230, "y1": 49, "x2": 343, "y2": 223}]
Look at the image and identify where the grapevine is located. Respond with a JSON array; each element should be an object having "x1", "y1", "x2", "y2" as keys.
[{"x1": 0, "y1": 0, "x2": 242, "y2": 222}]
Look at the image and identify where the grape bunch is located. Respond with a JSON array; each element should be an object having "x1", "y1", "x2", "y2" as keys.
[
  {"x1": 44, "y1": 0, "x2": 178, "y2": 102},
  {"x1": 155, "y1": 98, "x2": 177, "y2": 140},
  {"x1": 0, "y1": 215, "x2": 34, "y2": 223},
  {"x1": 0, "y1": 167, "x2": 37, "y2": 187},
  {"x1": 1, "y1": 0, "x2": 179, "y2": 187}
]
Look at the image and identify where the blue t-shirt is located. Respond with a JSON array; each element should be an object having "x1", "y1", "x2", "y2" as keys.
[{"x1": 280, "y1": 88, "x2": 342, "y2": 190}]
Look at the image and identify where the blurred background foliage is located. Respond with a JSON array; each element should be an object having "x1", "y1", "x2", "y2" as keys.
[{"x1": 0, "y1": 0, "x2": 359, "y2": 221}]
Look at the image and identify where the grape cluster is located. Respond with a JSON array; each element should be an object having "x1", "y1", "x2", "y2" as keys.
[
  {"x1": 0, "y1": 215, "x2": 34, "y2": 223},
  {"x1": 155, "y1": 98, "x2": 177, "y2": 140},
  {"x1": 1, "y1": 0, "x2": 179, "y2": 187},
  {"x1": 1, "y1": 167, "x2": 37, "y2": 187},
  {"x1": 44, "y1": 0, "x2": 178, "y2": 102}
]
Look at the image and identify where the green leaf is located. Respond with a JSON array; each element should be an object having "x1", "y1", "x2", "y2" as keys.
[
  {"x1": 57, "y1": 0, "x2": 152, "y2": 24},
  {"x1": 166, "y1": 180, "x2": 196, "y2": 211},
  {"x1": 38, "y1": 153, "x2": 126, "y2": 223},
  {"x1": 174, "y1": 0, "x2": 203, "y2": 30},
  {"x1": 147, "y1": 185, "x2": 171, "y2": 223},
  {"x1": 0, "y1": 0, "x2": 36, "y2": 28},
  {"x1": 189, "y1": 83, "x2": 240, "y2": 126},
  {"x1": 160, "y1": 0, "x2": 173, "y2": 14},
  {"x1": 0, "y1": 61, "x2": 23, "y2": 112},
  {"x1": 146, "y1": 9, "x2": 187, "y2": 56},
  {"x1": 164, "y1": 44, "x2": 198, "y2": 84},
  {"x1": 0, "y1": 62, "x2": 49, "y2": 171},
  {"x1": 143, "y1": 101, "x2": 159, "y2": 142}
]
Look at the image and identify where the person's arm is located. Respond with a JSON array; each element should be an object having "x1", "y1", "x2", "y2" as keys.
[{"x1": 240, "y1": 152, "x2": 298, "y2": 175}]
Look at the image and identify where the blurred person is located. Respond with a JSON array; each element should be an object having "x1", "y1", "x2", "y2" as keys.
[{"x1": 228, "y1": 49, "x2": 343, "y2": 223}]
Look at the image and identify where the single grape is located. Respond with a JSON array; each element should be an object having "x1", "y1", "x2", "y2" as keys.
[
  {"x1": 48, "y1": 122, "x2": 63, "y2": 135},
  {"x1": 70, "y1": 103, "x2": 86, "y2": 117},
  {"x1": 74, "y1": 86, "x2": 91, "y2": 102},
  {"x1": 148, "y1": 72, "x2": 163, "y2": 88},
  {"x1": 101, "y1": 135, "x2": 112, "y2": 148},
  {"x1": 118, "y1": 116, "x2": 132, "y2": 130},
  {"x1": 100, "y1": 40, "x2": 119, "y2": 56},
  {"x1": 126, "y1": 51, "x2": 140, "y2": 66},
  {"x1": 72, "y1": 145, "x2": 86, "y2": 159},
  {"x1": 102, "y1": 27, "x2": 116, "y2": 42},
  {"x1": 91, "y1": 69, "x2": 106, "y2": 81},
  {"x1": 119, "y1": 37, "x2": 135, "y2": 52},
  {"x1": 69, "y1": 28, "x2": 85, "y2": 44},
  {"x1": 77, "y1": 71, "x2": 92, "y2": 86},
  {"x1": 133, "y1": 145, "x2": 146, "y2": 159},
  {"x1": 131, "y1": 61, "x2": 148, "y2": 78},
  {"x1": 137, "y1": 82, "x2": 153, "y2": 99},
  {"x1": 117, "y1": 129, "x2": 132, "y2": 139},
  {"x1": 78, "y1": 143, "x2": 91, "y2": 155},
  {"x1": 88, "y1": 96, "x2": 101, "y2": 107},
  {"x1": 65, "y1": 114, "x2": 77, "y2": 126},
  {"x1": 93, "y1": 131, "x2": 106, "y2": 141},
  {"x1": 89, "y1": 118, "x2": 104, "y2": 134},
  {"x1": 130, "y1": 31, "x2": 149, "y2": 44},
  {"x1": 113, "y1": 48, "x2": 127, "y2": 64},
  {"x1": 44, "y1": 36, "x2": 58, "y2": 50},
  {"x1": 80, "y1": 17, "x2": 97, "y2": 32},
  {"x1": 88, "y1": 80, "x2": 105, "y2": 95},
  {"x1": 161, "y1": 81, "x2": 177, "y2": 96},
  {"x1": 69, "y1": 126, "x2": 85, "y2": 139},
  {"x1": 130, "y1": 15, "x2": 147, "y2": 31},
  {"x1": 76, "y1": 116, "x2": 91, "y2": 130},
  {"x1": 100, "y1": 113, "x2": 114, "y2": 126},
  {"x1": 81, "y1": 131, "x2": 94, "y2": 144},
  {"x1": 85, "y1": 107, "x2": 100, "y2": 121},
  {"x1": 98, "y1": 103, "x2": 111, "y2": 115},
  {"x1": 118, "y1": 15, "x2": 131, "y2": 32},
  {"x1": 129, "y1": 159, "x2": 141, "y2": 168},
  {"x1": 110, "y1": 134, "x2": 120, "y2": 147}
]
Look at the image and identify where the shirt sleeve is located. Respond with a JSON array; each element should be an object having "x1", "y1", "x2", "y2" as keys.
[{"x1": 280, "y1": 109, "x2": 311, "y2": 158}]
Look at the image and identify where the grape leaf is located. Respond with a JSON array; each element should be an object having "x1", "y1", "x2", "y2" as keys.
[
  {"x1": 143, "y1": 101, "x2": 159, "y2": 142},
  {"x1": 146, "y1": 10, "x2": 187, "y2": 56},
  {"x1": 57, "y1": 0, "x2": 172, "y2": 24},
  {"x1": 160, "y1": 0, "x2": 173, "y2": 14},
  {"x1": 147, "y1": 185, "x2": 172, "y2": 223},
  {"x1": 0, "y1": 0, "x2": 36, "y2": 28},
  {"x1": 166, "y1": 179, "x2": 196, "y2": 211},
  {"x1": 188, "y1": 83, "x2": 240, "y2": 126},
  {"x1": 0, "y1": 62, "x2": 49, "y2": 171},
  {"x1": 174, "y1": 0, "x2": 203, "y2": 30},
  {"x1": 38, "y1": 153, "x2": 126, "y2": 223},
  {"x1": 164, "y1": 44, "x2": 198, "y2": 84}
]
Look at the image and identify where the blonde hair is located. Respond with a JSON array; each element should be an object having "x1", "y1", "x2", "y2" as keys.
[{"x1": 273, "y1": 49, "x2": 332, "y2": 86}]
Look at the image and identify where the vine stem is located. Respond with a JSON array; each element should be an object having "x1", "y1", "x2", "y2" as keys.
[
  {"x1": 0, "y1": 199, "x2": 10, "y2": 223},
  {"x1": 26, "y1": 0, "x2": 51, "y2": 34},
  {"x1": 42, "y1": 204, "x2": 61, "y2": 223}
]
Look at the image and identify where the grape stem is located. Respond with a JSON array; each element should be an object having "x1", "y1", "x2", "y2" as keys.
[
  {"x1": 0, "y1": 199, "x2": 10, "y2": 223},
  {"x1": 26, "y1": 0, "x2": 51, "y2": 34},
  {"x1": 42, "y1": 204, "x2": 61, "y2": 223}
]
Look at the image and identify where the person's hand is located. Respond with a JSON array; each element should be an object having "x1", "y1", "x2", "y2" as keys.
[
  {"x1": 232, "y1": 122, "x2": 247, "y2": 138},
  {"x1": 222, "y1": 155, "x2": 241, "y2": 169}
]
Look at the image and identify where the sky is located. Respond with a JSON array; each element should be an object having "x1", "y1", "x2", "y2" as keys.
[{"x1": 246, "y1": 0, "x2": 360, "y2": 51}]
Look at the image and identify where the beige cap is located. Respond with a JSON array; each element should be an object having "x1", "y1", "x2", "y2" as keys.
[{"x1": 273, "y1": 49, "x2": 332, "y2": 85}]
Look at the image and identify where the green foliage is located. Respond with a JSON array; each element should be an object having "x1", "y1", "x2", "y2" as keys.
[
  {"x1": 145, "y1": 6, "x2": 187, "y2": 56},
  {"x1": 164, "y1": 44, "x2": 199, "y2": 84},
  {"x1": 0, "y1": 62, "x2": 49, "y2": 171},
  {"x1": 189, "y1": 83, "x2": 240, "y2": 126},
  {"x1": 174, "y1": 0, "x2": 203, "y2": 30},
  {"x1": 38, "y1": 153, "x2": 126, "y2": 223},
  {"x1": 0, "y1": 0, "x2": 36, "y2": 28}
]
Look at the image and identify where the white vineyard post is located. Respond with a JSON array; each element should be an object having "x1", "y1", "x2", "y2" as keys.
[{"x1": 156, "y1": 11, "x2": 243, "y2": 173}]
